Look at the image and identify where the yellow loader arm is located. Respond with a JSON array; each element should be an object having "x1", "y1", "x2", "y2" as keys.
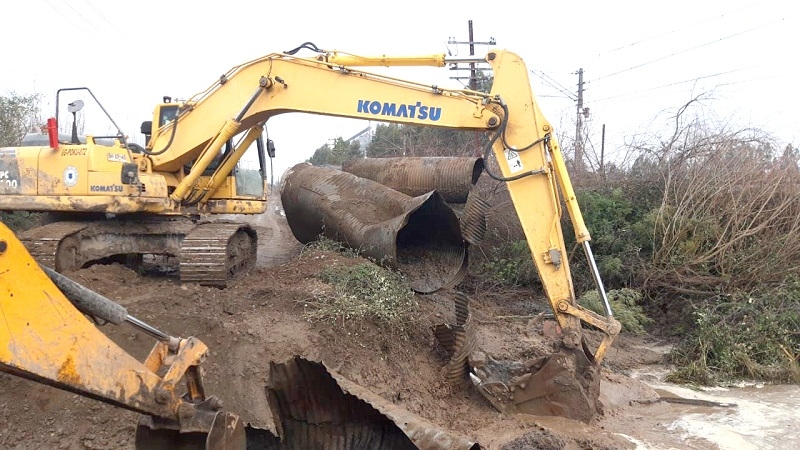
[{"x1": 0, "y1": 222, "x2": 247, "y2": 449}]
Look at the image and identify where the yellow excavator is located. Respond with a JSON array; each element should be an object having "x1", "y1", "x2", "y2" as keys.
[{"x1": 0, "y1": 44, "x2": 621, "y2": 425}]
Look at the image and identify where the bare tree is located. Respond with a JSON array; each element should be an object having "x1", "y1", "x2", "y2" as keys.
[{"x1": 639, "y1": 97, "x2": 798, "y2": 296}]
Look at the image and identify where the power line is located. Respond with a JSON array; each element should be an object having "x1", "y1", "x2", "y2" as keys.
[
  {"x1": 530, "y1": 70, "x2": 577, "y2": 101},
  {"x1": 715, "y1": 69, "x2": 800, "y2": 88},
  {"x1": 539, "y1": 94, "x2": 575, "y2": 99},
  {"x1": 591, "y1": 66, "x2": 754, "y2": 103},
  {"x1": 58, "y1": 0, "x2": 107, "y2": 38},
  {"x1": 593, "y1": 13, "x2": 799, "y2": 82},
  {"x1": 597, "y1": 1, "x2": 763, "y2": 57},
  {"x1": 42, "y1": 0, "x2": 83, "y2": 29},
  {"x1": 82, "y1": 0, "x2": 122, "y2": 35},
  {"x1": 538, "y1": 70, "x2": 575, "y2": 98}
]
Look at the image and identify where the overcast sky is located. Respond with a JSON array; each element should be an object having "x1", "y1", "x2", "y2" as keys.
[{"x1": 2, "y1": 0, "x2": 798, "y2": 177}]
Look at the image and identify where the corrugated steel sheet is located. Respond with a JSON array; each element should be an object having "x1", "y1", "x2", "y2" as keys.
[
  {"x1": 434, "y1": 292, "x2": 477, "y2": 386},
  {"x1": 267, "y1": 356, "x2": 481, "y2": 450}
]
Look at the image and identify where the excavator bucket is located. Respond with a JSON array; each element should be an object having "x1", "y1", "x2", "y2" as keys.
[
  {"x1": 135, "y1": 409, "x2": 279, "y2": 450},
  {"x1": 435, "y1": 293, "x2": 603, "y2": 423},
  {"x1": 135, "y1": 410, "x2": 246, "y2": 449},
  {"x1": 469, "y1": 346, "x2": 601, "y2": 423}
]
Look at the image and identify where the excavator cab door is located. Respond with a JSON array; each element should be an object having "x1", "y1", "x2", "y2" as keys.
[{"x1": 233, "y1": 136, "x2": 266, "y2": 198}]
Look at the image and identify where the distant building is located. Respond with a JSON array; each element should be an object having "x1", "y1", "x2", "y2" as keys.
[{"x1": 345, "y1": 125, "x2": 373, "y2": 156}]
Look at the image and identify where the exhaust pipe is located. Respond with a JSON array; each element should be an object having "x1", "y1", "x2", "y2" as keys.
[{"x1": 281, "y1": 163, "x2": 467, "y2": 293}]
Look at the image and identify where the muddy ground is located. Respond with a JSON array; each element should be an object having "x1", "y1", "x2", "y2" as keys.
[{"x1": 0, "y1": 196, "x2": 729, "y2": 450}]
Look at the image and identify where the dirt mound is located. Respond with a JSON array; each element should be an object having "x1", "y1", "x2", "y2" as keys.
[{"x1": 0, "y1": 202, "x2": 663, "y2": 449}]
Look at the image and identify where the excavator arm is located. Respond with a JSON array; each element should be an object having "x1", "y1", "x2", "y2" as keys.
[
  {"x1": 142, "y1": 45, "x2": 621, "y2": 420},
  {"x1": 148, "y1": 46, "x2": 620, "y2": 353},
  {"x1": 0, "y1": 221, "x2": 249, "y2": 449}
]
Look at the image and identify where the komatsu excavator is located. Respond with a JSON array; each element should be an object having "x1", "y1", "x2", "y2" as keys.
[{"x1": 0, "y1": 43, "x2": 620, "y2": 423}]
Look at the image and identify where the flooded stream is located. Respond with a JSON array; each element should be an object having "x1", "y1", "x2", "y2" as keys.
[{"x1": 612, "y1": 366, "x2": 800, "y2": 449}]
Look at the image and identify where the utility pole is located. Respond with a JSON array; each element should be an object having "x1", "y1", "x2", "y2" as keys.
[
  {"x1": 448, "y1": 22, "x2": 496, "y2": 89},
  {"x1": 600, "y1": 123, "x2": 606, "y2": 180},
  {"x1": 575, "y1": 68, "x2": 585, "y2": 172},
  {"x1": 448, "y1": 21, "x2": 496, "y2": 156},
  {"x1": 468, "y1": 20, "x2": 477, "y2": 91}
]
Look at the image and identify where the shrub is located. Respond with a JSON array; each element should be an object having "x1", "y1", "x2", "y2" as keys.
[
  {"x1": 578, "y1": 288, "x2": 652, "y2": 334},
  {"x1": 563, "y1": 188, "x2": 656, "y2": 294},
  {"x1": 0, "y1": 211, "x2": 46, "y2": 232},
  {"x1": 478, "y1": 240, "x2": 538, "y2": 287},
  {"x1": 301, "y1": 235, "x2": 361, "y2": 258},
  {"x1": 304, "y1": 262, "x2": 418, "y2": 332},
  {"x1": 666, "y1": 280, "x2": 800, "y2": 385}
]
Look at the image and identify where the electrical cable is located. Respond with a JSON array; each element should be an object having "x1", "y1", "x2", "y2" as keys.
[
  {"x1": 57, "y1": 0, "x2": 105, "y2": 37},
  {"x1": 593, "y1": 13, "x2": 798, "y2": 82},
  {"x1": 531, "y1": 70, "x2": 577, "y2": 101},
  {"x1": 598, "y1": 1, "x2": 763, "y2": 57},
  {"x1": 82, "y1": 0, "x2": 121, "y2": 35},
  {"x1": 591, "y1": 66, "x2": 753, "y2": 103}
]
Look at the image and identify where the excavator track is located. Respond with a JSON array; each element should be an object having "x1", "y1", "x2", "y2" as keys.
[
  {"x1": 18, "y1": 219, "x2": 256, "y2": 288},
  {"x1": 19, "y1": 221, "x2": 90, "y2": 271},
  {"x1": 179, "y1": 222, "x2": 257, "y2": 288}
]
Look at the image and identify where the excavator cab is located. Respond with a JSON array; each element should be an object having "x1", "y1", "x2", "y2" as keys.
[{"x1": 140, "y1": 98, "x2": 179, "y2": 146}]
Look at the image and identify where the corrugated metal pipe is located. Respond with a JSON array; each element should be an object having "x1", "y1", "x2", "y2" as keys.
[
  {"x1": 281, "y1": 163, "x2": 467, "y2": 293},
  {"x1": 341, "y1": 157, "x2": 484, "y2": 204}
]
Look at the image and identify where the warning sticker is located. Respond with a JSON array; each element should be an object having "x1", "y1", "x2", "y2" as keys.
[{"x1": 504, "y1": 149, "x2": 524, "y2": 173}]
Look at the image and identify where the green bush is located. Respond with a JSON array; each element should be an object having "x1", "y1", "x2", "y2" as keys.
[
  {"x1": 0, "y1": 211, "x2": 45, "y2": 232},
  {"x1": 563, "y1": 188, "x2": 656, "y2": 293},
  {"x1": 666, "y1": 280, "x2": 800, "y2": 385},
  {"x1": 305, "y1": 262, "x2": 418, "y2": 331},
  {"x1": 578, "y1": 288, "x2": 652, "y2": 334},
  {"x1": 479, "y1": 240, "x2": 538, "y2": 287}
]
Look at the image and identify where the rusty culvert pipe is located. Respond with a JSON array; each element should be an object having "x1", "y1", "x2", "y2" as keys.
[
  {"x1": 341, "y1": 157, "x2": 484, "y2": 204},
  {"x1": 281, "y1": 163, "x2": 467, "y2": 293}
]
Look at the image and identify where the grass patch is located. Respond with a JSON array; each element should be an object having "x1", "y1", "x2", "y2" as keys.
[
  {"x1": 304, "y1": 262, "x2": 418, "y2": 333},
  {"x1": 301, "y1": 235, "x2": 361, "y2": 258},
  {"x1": 578, "y1": 288, "x2": 652, "y2": 334}
]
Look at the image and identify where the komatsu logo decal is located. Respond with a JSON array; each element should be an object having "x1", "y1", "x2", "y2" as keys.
[{"x1": 357, "y1": 100, "x2": 442, "y2": 121}]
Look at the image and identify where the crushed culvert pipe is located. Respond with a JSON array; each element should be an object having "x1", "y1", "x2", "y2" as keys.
[
  {"x1": 267, "y1": 356, "x2": 482, "y2": 450},
  {"x1": 281, "y1": 163, "x2": 467, "y2": 293},
  {"x1": 341, "y1": 157, "x2": 484, "y2": 204}
]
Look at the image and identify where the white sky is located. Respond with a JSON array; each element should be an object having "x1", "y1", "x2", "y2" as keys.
[{"x1": 2, "y1": 0, "x2": 798, "y2": 177}]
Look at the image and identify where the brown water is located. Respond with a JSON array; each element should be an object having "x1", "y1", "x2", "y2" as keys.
[{"x1": 622, "y1": 367, "x2": 800, "y2": 449}]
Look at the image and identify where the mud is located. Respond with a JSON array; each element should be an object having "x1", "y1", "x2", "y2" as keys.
[{"x1": 2, "y1": 194, "x2": 796, "y2": 449}]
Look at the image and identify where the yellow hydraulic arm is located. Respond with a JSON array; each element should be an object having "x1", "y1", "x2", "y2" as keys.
[
  {"x1": 0, "y1": 222, "x2": 247, "y2": 449},
  {"x1": 147, "y1": 45, "x2": 620, "y2": 362}
]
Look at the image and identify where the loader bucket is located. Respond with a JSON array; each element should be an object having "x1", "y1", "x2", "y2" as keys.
[{"x1": 134, "y1": 409, "x2": 279, "y2": 450}]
